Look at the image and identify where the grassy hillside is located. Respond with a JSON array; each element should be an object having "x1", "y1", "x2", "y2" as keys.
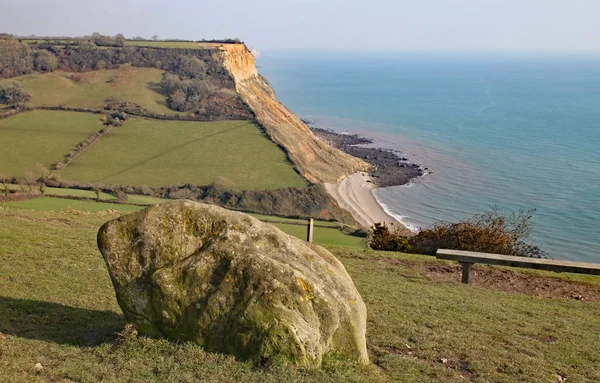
[
  {"x1": 0, "y1": 68, "x2": 174, "y2": 114},
  {"x1": 0, "y1": 110, "x2": 103, "y2": 176},
  {"x1": 44, "y1": 187, "x2": 116, "y2": 201},
  {"x1": 59, "y1": 118, "x2": 307, "y2": 190},
  {"x1": 2, "y1": 68, "x2": 169, "y2": 113},
  {"x1": 5, "y1": 197, "x2": 141, "y2": 213},
  {"x1": 0, "y1": 207, "x2": 598, "y2": 382},
  {"x1": 3, "y1": 198, "x2": 359, "y2": 247}
]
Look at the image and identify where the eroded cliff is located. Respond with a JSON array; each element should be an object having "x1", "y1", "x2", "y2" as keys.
[{"x1": 220, "y1": 44, "x2": 368, "y2": 184}]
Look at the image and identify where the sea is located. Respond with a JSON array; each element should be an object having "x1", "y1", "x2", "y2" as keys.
[{"x1": 256, "y1": 51, "x2": 600, "y2": 263}]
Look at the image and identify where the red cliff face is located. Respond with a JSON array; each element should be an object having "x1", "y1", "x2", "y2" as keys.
[{"x1": 220, "y1": 44, "x2": 368, "y2": 184}]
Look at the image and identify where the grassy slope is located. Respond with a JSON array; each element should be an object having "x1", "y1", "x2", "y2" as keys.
[
  {"x1": 0, "y1": 110, "x2": 103, "y2": 176},
  {"x1": 59, "y1": 118, "x2": 307, "y2": 190},
  {"x1": 0, "y1": 208, "x2": 599, "y2": 382},
  {"x1": 125, "y1": 194, "x2": 168, "y2": 205},
  {"x1": 0, "y1": 68, "x2": 174, "y2": 114},
  {"x1": 249, "y1": 213, "x2": 341, "y2": 227},
  {"x1": 45, "y1": 187, "x2": 116, "y2": 201},
  {"x1": 3, "y1": 199, "x2": 357, "y2": 247},
  {"x1": 269, "y1": 222, "x2": 365, "y2": 248},
  {"x1": 4, "y1": 197, "x2": 141, "y2": 213}
]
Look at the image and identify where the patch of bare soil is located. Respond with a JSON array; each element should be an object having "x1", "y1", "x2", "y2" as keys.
[{"x1": 420, "y1": 262, "x2": 600, "y2": 302}]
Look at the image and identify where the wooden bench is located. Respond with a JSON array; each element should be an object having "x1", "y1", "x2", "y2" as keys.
[{"x1": 436, "y1": 249, "x2": 600, "y2": 284}]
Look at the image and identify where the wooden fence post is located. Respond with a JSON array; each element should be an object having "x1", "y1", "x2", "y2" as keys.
[{"x1": 306, "y1": 218, "x2": 314, "y2": 243}]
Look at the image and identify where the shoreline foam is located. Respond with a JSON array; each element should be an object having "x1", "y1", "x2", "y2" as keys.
[
  {"x1": 372, "y1": 190, "x2": 421, "y2": 233},
  {"x1": 325, "y1": 172, "x2": 399, "y2": 229}
]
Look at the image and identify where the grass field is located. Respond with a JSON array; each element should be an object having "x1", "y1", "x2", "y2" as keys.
[
  {"x1": 0, "y1": 110, "x2": 104, "y2": 177},
  {"x1": 0, "y1": 68, "x2": 175, "y2": 114},
  {"x1": 125, "y1": 194, "x2": 168, "y2": 205},
  {"x1": 45, "y1": 187, "x2": 116, "y2": 201},
  {"x1": 4, "y1": 197, "x2": 141, "y2": 213},
  {"x1": 270, "y1": 221, "x2": 365, "y2": 248},
  {"x1": 124, "y1": 41, "x2": 220, "y2": 49},
  {"x1": 249, "y1": 213, "x2": 341, "y2": 227},
  {"x1": 59, "y1": 118, "x2": 307, "y2": 190},
  {"x1": 3, "y1": 198, "x2": 358, "y2": 247},
  {"x1": 1, "y1": 207, "x2": 598, "y2": 382}
]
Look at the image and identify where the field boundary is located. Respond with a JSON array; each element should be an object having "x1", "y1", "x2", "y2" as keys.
[{"x1": 53, "y1": 125, "x2": 113, "y2": 172}]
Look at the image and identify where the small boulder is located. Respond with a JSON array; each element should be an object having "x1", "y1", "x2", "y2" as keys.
[{"x1": 97, "y1": 200, "x2": 368, "y2": 367}]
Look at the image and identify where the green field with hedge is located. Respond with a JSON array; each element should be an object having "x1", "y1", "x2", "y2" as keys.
[
  {"x1": 0, "y1": 110, "x2": 103, "y2": 177},
  {"x1": 0, "y1": 68, "x2": 174, "y2": 114},
  {"x1": 59, "y1": 118, "x2": 307, "y2": 190}
]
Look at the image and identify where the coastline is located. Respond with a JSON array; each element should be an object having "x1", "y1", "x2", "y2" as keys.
[
  {"x1": 310, "y1": 124, "x2": 426, "y2": 231},
  {"x1": 325, "y1": 172, "x2": 399, "y2": 229}
]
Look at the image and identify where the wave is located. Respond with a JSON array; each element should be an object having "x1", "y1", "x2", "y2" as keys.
[{"x1": 374, "y1": 196, "x2": 420, "y2": 233}]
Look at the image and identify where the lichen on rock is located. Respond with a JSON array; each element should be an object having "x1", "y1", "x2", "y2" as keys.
[{"x1": 97, "y1": 200, "x2": 368, "y2": 367}]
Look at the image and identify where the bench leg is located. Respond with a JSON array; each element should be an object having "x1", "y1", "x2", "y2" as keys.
[{"x1": 459, "y1": 262, "x2": 473, "y2": 284}]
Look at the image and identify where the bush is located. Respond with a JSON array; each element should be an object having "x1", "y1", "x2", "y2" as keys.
[
  {"x1": 369, "y1": 222, "x2": 411, "y2": 252},
  {"x1": 33, "y1": 50, "x2": 58, "y2": 71},
  {"x1": 161, "y1": 73, "x2": 214, "y2": 112},
  {"x1": 409, "y1": 208, "x2": 547, "y2": 258},
  {"x1": 0, "y1": 82, "x2": 31, "y2": 106},
  {"x1": 0, "y1": 36, "x2": 32, "y2": 78},
  {"x1": 174, "y1": 55, "x2": 207, "y2": 79}
]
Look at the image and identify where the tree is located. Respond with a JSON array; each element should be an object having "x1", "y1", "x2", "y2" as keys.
[
  {"x1": 33, "y1": 50, "x2": 58, "y2": 71},
  {"x1": 167, "y1": 89, "x2": 187, "y2": 111},
  {"x1": 114, "y1": 33, "x2": 126, "y2": 47},
  {"x1": 0, "y1": 174, "x2": 9, "y2": 198},
  {"x1": 0, "y1": 82, "x2": 31, "y2": 106},
  {"x1": 151, "y1": 34, "x2": 158, "y2": 41},
  {"x1": 0, "y1": 37, "x2": 32, "y2": 78},
  {"x1": 176, "y1": 55, "x2": 207, "y2": 79}
]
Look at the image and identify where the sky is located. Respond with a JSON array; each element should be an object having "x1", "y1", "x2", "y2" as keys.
[{"x1": 2, "y1": 0, "x2": 600, "y2": 52}]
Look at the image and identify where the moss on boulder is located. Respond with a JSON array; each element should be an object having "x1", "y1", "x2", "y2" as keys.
[{"x1": 97, "y1": 200, "x2": 368, "y2": 367}]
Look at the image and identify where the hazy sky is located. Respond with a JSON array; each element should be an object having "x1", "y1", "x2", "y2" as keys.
[{"x1": 2, "y1": 0, "x2": 600, "y2": 52}]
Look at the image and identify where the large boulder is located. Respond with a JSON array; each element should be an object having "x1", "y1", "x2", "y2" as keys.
[{"x1": 97, "y1": 200, "x2": 368, "y2": 367}]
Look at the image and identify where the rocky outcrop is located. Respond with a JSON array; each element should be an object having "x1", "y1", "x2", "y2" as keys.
[
  {"x1": 97, "y1": 200, "x2": 369, "y2": 367},
  {"x1": 220, "y1": 44, "x2": 369, "y2": 184}
]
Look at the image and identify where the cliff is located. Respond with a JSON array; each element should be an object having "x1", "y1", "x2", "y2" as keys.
[{"x1": 219, "y1": 44, "x2": 369, "y2": 184}]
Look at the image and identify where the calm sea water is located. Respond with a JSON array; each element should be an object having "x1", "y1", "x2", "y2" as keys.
[{"x1": 257, "y1": 51, "x2": 600, "y2": 262}]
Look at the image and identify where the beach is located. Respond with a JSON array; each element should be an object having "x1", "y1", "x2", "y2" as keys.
[{"x1": 325, "y1": 172, "x2": 399, "y2": 229}]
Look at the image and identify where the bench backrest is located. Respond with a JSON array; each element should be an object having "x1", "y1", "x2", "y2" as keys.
[{"x1": 436, "y1": 249, "x2": 600, "y2": 276}]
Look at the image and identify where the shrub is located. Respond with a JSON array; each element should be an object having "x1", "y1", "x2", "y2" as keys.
[
  {"x1": 0, "y1": 37, "x2": 32, "y2": 78},
  {"x1": 115, "y1": 190, "x2": 128, "y2": 203},
  {"x1": 33, "y1": 50, "x2": 58, "y2": 71},
  {"x1": 0, "y1": 82, "x2": 31, "y2": 106},
  {"x1": 161, "y1": 74, "x2": 214, "y2": 112},
  {"x1": 175, "y1": 55, "x2": 207, "y2": 79},
  {"x1": 408, "y1": 208, "x2": 547, "y2": 258},
  {"x1": 114, "y1": 33, "x2": 126, "y2": 47},
  {"x1": 168, "y1": 188, "x2": 197, "y2": 200},
  {"x1": 369, "y1": 222, "x2": 411, "y2": 252}
]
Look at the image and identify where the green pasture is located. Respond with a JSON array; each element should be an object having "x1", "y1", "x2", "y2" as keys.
[
  {"x1": 1, "y1": 207, "x2": 599, "y2": 382},
  {"x1": 5, "y1": 185, "x2": 115, "y2": 200},
  {"x1": 4, "y1": 197, "x2": 141, "y2": 214},
  {"x1": 0, "y1": 110, "x2": 103, "y2": 177},
  {"x1": 45, "y1": 187, "x2": 116, "y2": 201},
  {"x1": 3, "y1": 197, "x2": 360, "y2": 248},
  {"x1": 124, "y1": 41, "x2": 219, "y2": 49},
  {"x1": 59, "y1": 118, "x2": 307, "y2": 190},
  {"x1": 0, "y1": 68, "x2": 174, "y2": 114},
  {"x1": 125, "y1": 194, "x2": 168, "y2": 205},
  {"x1": 270, "y1": 222, "x2": 365, "y2": 248},
  {"x1": 249, "y1": 213, "x2": 341, "y2": 227}
]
